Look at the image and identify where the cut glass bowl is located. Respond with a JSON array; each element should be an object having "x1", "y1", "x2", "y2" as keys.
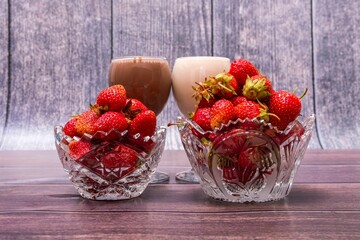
[
  {"x1": 54, "y1": 126, "x2": 166, "y2": 200},
  {"x1": 177, "y1": 115, "x2": 315, "y2": 202}
]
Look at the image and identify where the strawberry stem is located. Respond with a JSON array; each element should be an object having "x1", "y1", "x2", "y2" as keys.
[
  {"x1": 167, "y1": 122, "x2": 185, "y2": 127},
  {"x1": 299, "y1": 88, "x2": 308, "y2": 100},
  {"x1": 292, "y1": 87, "x2": 308, "y2": 100}
]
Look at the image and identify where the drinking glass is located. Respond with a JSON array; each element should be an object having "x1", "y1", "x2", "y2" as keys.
[
  {"x1": 172, "y1": 56, "x2": 231, "y2": 183},
  {"x1": 109, "y1": 56, "x2": 172, "y2": 183}
]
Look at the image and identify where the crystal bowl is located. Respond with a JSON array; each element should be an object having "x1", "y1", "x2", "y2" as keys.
[
  {"x1": 54, "y1": 126, "x2": 166, "y2": 200},
  {"x1": 177, "y1": 115, "x2": 315, "y2": 203}
]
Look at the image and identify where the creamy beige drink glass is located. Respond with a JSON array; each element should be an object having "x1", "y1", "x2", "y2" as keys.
[
  {"x1": 172, "y1": 56, "x2": 231, "y2": 116},
  {"x1": 109, "y1": 56, "x2": 172, "y2": 115},
  {"x1": 172, "y1": 56, "x2": 231, "y2": 183},
  {"x1": 109, "y1": 56, "x2": 172, "y2": 183}
]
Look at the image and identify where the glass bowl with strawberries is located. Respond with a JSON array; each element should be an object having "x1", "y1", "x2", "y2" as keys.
[
  {"x1": 54, "y1": 85, "x2": 166, "y2": 200},
  {"x1": 176, "y1": 58, "x2": 315, "y2": 203}
]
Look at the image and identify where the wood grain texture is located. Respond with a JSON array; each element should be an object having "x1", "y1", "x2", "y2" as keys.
[
  {"x1": 112, "y1": 0, "x2": 213, "y2": 150},
  {"x1": 2, "y1": 163, "x2": 360, "y2": 185},
  {"x1": 0, "y1": 211, "x2": 359, "y2": 239},
  {"x1": 213, "y1": 0, "x2": 320, "y2": 149},
  {"x1": 0, "y1": 150, "x2": 360, "y2": 238},
  {"x1": 0, "y1": 0, "x2": 8, "y2": 147},
  {"x1": 0, "y1": 185, "x2": 360, "y2": 239},
  {"x1": 1, "y1": 0, "x2": 112, "y2": 150},
  {"x1": 313, "y1": 0, "x2": 360, "y2": 149},
  {"x1": 1, "y1": 184, "x2": 360, "y2": 212}
]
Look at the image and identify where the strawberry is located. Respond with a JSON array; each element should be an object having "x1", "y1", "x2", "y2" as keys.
[
  {"x1": 234, "y1": 101, "x2": 261, "y2": 120},
  {"x1": 69, "y1": 139, "x2": 93, "y2": 160},
  {"x1": 268, "y1": 90, "x2": 303, "y2": 130},
  {"x1": 222, "y1": 167, "x2": 237, "y2": 181},
  {"x1": 234, "y1": 101, "x2": 269, "y2": 130},
  {"x1": 230, "y1": 96, "x2": 248, "y2": 106},
  {"x1": 123, "y1": 98, "x2": 148, "y2": 120},
  {"x1": 221, "y1": 73, "x2": 239, "y2": 99},
  {"x1": 98, "y1": 144, "x2": 140, "y2": 179},
  {"x1": 198, "y1": 97, "x2": 217, "y2": 109},
  {"x1": 210, "y1": 99, "x2": 236, "y2": 130},
  {"x1": 75, "y1": 108, "x2": 100, "y2": 136},
  {"x1": 63, "y1": 118, "x2": 78, "y2": 137},
  {"x1": 101, "y1": 144, "x2": 138, "y2": 170},
  {"x1": 96, "y1": 84, "x2": 127, "y2": 112},
  {"x1": 274, "y1": 120, "x2": 305, "y2": 145},
  {"x1": 127, "y1": 109, "x2": 157, "y2": 152},
  {"x1": 236, "y1": 148, "x2": 257, "y2": 184},
  {"x1": 129, "y1": 110, "x2": 156, "y2": 138},
  {"x1": 117, "y1": 145, "x2": 139, "y2": 177},
  {"x1": 212, "y1": 128, "x2": 246, "y2": 148},
  {"x1": 93, "y1": 111, "x2": 128, "y2": 134},
  {"x1": 242, "y1": 75, "x2": 274, "y2": 101},
  {"x1": 235, "y1": 101, "x2": 272, "y2": 121},
  {"x1": 211, "y1": 128, "x2": 246, "y2": 181},
  {"x1": 193, "y1": 72, "x2": 238, "y2": 102},
  {"x1": 192, "y1": 107, "x2": 211, "y2": 132},
  {"x1": 229, "y1": 58, "x2": 260, "y2": 86}
]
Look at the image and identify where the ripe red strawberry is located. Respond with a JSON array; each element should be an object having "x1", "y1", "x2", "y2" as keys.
[
  {"x1": 242, "y1": 75, "x2": 274, "y2": 101},
  {"x1": 221, "y1": 73, "x2": 239, "y2": 99},
  {"x1": 129, "y1": 110, "x2": 156, "y2": 138},
  {"x1": 69, "y1": 139, "x2": 93, "y2": 160},
  {"x1": 192, "y1": 107, "x2": 211, "y2": 132},
  {"x1": 229, "y1": 58, "x2": 260, "y2": 86},
  {"x1": 93, "y1": 111, "x2": 128, "y2": 134},
  {"x1": 75, "y1": 108, "x2": 100, "y2": 136},
  {"x1": 101, "y1": 144, "x2": 138, "y2": 170},
  {"x1": 234, "y1": 101, "x2": 271, "y2": 121},
  {"x1": 123, "y1": 98, "x2": 148, "y2": 120},
  {"x1": 234, "y1": 101, "x2": 261, "y2": 119},
  {"x1": 210, "y1": 99, "x2": 236, "y2": 130},
  {"x1": 96, "y1": 84, "x2": 127, "y2": 112},
  {"x1": 234, "y1": 101, "x2": 267, "y2": 130},
  {"x1": 222, "y1": 167, "x2": 237, "y2": 181},
  {"x1": 198, "y1": 97, "x2": 217, "y2": 109},
  {"x1": 268, "y1": 90, "x2": 303, "y2": 130},
  {"x1": 63, "y1": 118, "x2": 78, "y2": 137},
  {"x1": 237, "y1": 148, "x2": 257, "y2": 184},
  {"x1": 274, "y1": 120, "x2": 305, "y2": 145},
  {"x1": 211, "y1": 128, "x2": 246, "y2": 181},
  {"x1": 230, "y1": 96, "x2": 248, "y2": 106},
  {"x1": 212, "y1": 128, "x2": 246, "y2": 148},
  {"x1": 117, "y1": 146, "x2": 140, "y2": 177}
]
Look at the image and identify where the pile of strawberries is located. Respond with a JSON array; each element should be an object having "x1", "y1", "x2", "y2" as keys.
[
  {"x1": 189, "y1": 58, "x2": 307, "y2": 184},
  {"x1": 62, "y1": 84, "x2": 157, "y2": 177},
  {"x1": 191, "y1": 58, "x2": 306, "y2": 136}
]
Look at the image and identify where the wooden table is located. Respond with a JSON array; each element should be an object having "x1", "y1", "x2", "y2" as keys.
[{"x1": 1, "y1": 149, "x2": 360, "y2": 239}]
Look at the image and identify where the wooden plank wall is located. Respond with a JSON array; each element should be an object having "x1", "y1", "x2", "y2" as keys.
[
  {"x1": 0, "y1": 0, "x2": 359, "y2": 150},
  {"x1": 0, "y1": 0, "x2": 8, "y2": 147},
  {"x1": 1, "y1": 0, "x2": 112, "y2": 149},
  {"x1": 313, "y1": 0, "x2": 360, "y2": 148}
]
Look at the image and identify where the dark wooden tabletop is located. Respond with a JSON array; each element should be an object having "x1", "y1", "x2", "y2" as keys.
[{"x1": 1, "y1": 149, "x2": 360, "y2": 239}]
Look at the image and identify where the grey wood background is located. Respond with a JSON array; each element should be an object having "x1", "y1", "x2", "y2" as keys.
[{"x1": 0, "y1": 0, "x2": 359, "y2": 150}]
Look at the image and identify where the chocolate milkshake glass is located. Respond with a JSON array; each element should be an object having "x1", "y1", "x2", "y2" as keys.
[
  {"x1": 109, "y1": 56, "x2": 172, "y2": 183},
  {"x1": 172, "y1": 56, "x2": 231, "y2": 183},
  {"x1": 109, "y1": 56, "x2": 172, "y2": 115}
]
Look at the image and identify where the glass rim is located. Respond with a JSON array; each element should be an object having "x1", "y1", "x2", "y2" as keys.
[
  {"x1": 111, "y1": 56, "x2": 168, "y2": 63},
  {"x1": 174, "y1": 56, "x2": 230, "y2": 61}
]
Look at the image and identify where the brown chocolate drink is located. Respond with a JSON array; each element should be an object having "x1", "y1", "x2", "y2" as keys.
[{"x1": 109, "y1": 57, "x2": 172, "y2": 115}]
